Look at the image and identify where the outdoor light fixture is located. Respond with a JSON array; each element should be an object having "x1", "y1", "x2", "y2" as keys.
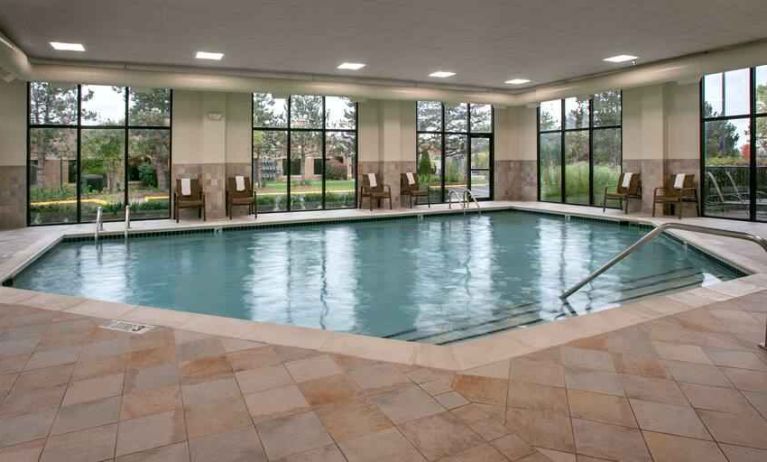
[
  {"x1": 195, "y1": 51, "x2": 224, "y2": 61},
  {"x1": 50, "y1": 42, "x2": 85, "y2": 52},
  {"x1": 429, "y1": 71, "x2": 456, "y2": 78},
  {"x1": 505, "y1": 78, "x2": 531, "y2": 85},
  {"x1": 603, "y1": 54, "x2": 638, "y2": 63},
  {"x1": 337, "y1": 62, "x2": 366, "y2": 70}
]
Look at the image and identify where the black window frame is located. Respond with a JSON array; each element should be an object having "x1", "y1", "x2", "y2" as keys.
[
  {"x1": 251, "y1": 94, "x2": 359, "y2": 213},
  {"x1": 26, "y1": 82, "x2": 173, "y2": 226},
  {"x1": 700, "y1": 66, "x2": 766, "y2": 222},
  {"x1": 536, "y1": 91, "x2": 623, "y2": 206},
  {"x1": 415, "y1": 101, "x2": 495, "y2": 202}
]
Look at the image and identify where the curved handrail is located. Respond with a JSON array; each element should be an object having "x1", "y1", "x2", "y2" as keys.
[
  {"x1": 94, "y1": 206, "x2": 104, "y2": 243},
  {"x1": 560, "y1": 222, "x2": 767, "y2": 299},
  {"x1": 447, "y1": 188, "x2": 481, "y2": 215}
]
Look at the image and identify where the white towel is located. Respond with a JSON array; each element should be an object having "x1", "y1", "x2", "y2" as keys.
[
  {"x1": 621, "y1": 172, "x2": 633, "y2": 188},
  {"x1": 406, "y1": 172, "x2": 415, "y2": 185},
  {"x1": 235, "y1": 176, "x2": 245, "y2": 192},
  {"x1": 673, "y1": 173, "x2": 686, "y2": 190},
  {"x1": 180, "y1": 178, "x2": 192, "y2": 196},
  {"x1": 367, "y1": 173, "x2": 377, "y2": 188}
]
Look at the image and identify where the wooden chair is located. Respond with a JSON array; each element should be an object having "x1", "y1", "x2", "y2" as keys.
[
  {"x1": 226, "y1": 176, "x2": 257, "y2": 219},
  {"x1": 174, "y1": 177, "x2": 206, "y2": 223},
  {"x1": 603, "y1": 172, "x2": 641, "y2": 214},
  {"x1": 652, "y1": 173, "x2": 700, "y2": 219},
  {"x1": 400, "y1": 172, "x2": 431, "y2": 208},
  {"x1": 359, "y1": 172, "x2": 391, "y2": 211}
]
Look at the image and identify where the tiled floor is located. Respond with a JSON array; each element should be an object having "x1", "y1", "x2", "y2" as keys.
[{"x1": 0, "y1": 289, "x2": 765, "y2": 461}]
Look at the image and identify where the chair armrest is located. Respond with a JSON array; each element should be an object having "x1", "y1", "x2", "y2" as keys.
[{"x1": 383, "y1": 184, "x2": 392, "y2": 193}]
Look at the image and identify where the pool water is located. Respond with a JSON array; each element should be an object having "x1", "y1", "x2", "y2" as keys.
[{"x1": 13, "y1": 212, "x2": 743, "y2": 344}]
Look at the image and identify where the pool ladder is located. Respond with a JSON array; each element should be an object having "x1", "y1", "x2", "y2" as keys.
[
  {"x1": 558, "y1": 222, "x2": 767, "y2": 350},
  {"x1": 94, "y1": 205, "x2": 131, "y2": 243},
  {"x1": 447, "y1": 188, "x2": 481, "y2": 215}
]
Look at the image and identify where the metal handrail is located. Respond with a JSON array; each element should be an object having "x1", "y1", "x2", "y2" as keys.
[
  {"x1": 94, "y1": 206, "x2": 104, "y2": 243},
  {"x1": 447, "y1": 188, "x2": 481, "y2": 215},
  {"x1": 124, "y1": 205, "x2": 131, "y2": 239},
  {"x1": 560, "y1": 222, "x2": 767, "y2": 300}
]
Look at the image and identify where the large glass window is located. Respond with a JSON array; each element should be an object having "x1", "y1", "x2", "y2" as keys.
[
  {"x1": 702, "y1": 66, "x2": 767, "y2": 222},
  {"x1": 252, "y1": 94, "x2": 357, "y2": 212},
  {"x1": 537, "y1": 91, "x2": 622, "y2": 206},
  {"x1": 416, "y1": 101, "x2": 493, "y2": 201},
  {"x1": 28, "y1": 82, "x2": 171, "y2": 225}
]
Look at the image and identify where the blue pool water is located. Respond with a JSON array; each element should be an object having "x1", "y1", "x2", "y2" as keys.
[{"x1": 13, "y1": 212, "x2": 743, "y2": 343}]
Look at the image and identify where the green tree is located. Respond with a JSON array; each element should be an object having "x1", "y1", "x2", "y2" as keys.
[
  {"x1": 704, "y1": 102, "x2": 740, "y2": 157},
  {"x1": 125, "y1": 88, "x2": 171, "y2": 191}
]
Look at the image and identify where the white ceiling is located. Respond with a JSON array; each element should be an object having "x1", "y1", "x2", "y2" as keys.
[{"x1": 1, "y1": 0, "x2": 766, "y2": 90}]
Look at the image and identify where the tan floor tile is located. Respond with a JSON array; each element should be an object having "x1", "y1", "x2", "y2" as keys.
[
  {"x1": 219, "y1": 338, "x2": 265, "y2": 353},
  {"x1": 643, "y1": 431, "x2": 727, "y2": 462},
  {"x1": 434, "y1": 391, "x2": 469, "y2": 410},
  {"x1": 120, "y1": 385, "x2": 181, "y2": 420},
  {"x1": 407, "y1": 368, "x2": 454, "y2": 385},
  {"x1": 370, "y1": 385, "x2": 443, "y2": 424},
  {"x1": 561, "y1": 347, "x2": 615, "y2": 372},
  {"x1": 698, "y1": 409, "x2": 767, "y2": 449},
  {"x1": 612, "y1": 353, "x2": 669, "y2": 379},
  {"x1": 706, "y1": 349, "x2": 767, "y2": 371},
  {"x1": 720, "y1": 443, "x2": 767, "y2": 462},
  {"x1": 52, "y1": 395, "x2": 121, "y2": 434},
  {"x1": 663, "y1": 360, "x2": 731, "y2": 387},
  {"x1": 125, "y1": 363, "x2": 179, "y2": 392},
  {"x1": 285, "y1": 355, "x2": 342, "y2": 383},
  {"x1": 276, "y1": 443, "x2": 346, "y2": 462},
  {"x1": 299, "y1": 373, "x2": 361, "y2": 406},
  {"x1": 490, "y1": 433, "x2": 535, "y2": 460},
  {"x1": 235, "y1": 364, "x2": 293, "y2": 394},
  {"x1": 504, "y1": 407, "x2": 575, "y2": 452},
  {"x1": 0, "y1": 354, "x2": 30, "y2": 375},
  {"x1": 571, "y1": 418, "x2": 651, "y2": 462},
  {"x1": 25, "y1": 346, "x2": 80, "y2": 370},
  {"x1": 420, "y1": 377, "x2": 453, "y2": 396},
  {"x1": 743, "y1": 391, "x2": 767, "y2": 417},
  {"x1": 507, "y1": 380, "x2": 569, "y2": 415},
  {"x1": 257, "y1": 411, "x2": 333, "y2": 460},
  {"x1": 452, "y1": 375, "x2": 507, "y2": 406},
  {"x1": 41, "y1": 423, "x2": 117, "y2": 462},
  {"x1": 184, "y1": 396, "x2": 252, "y2": 439},
  {"x1": 62, "y1": 372, "x2": 124, "y2": 406},
  {"x1": 227, "y1": 346, "x2": 282, "y2": 371},
  {"x1": 438, "y1": 443, "x2": 508, "y2": 462},
  {"x1": 515, "y1": 452, "x2": 556, "y2": 462},
  {"x1": 0, "y1": 438, "x2": 45, "y2": 462},
  {"x1": 463, "y1": 360, "x2": 510, "y2": 380},
  {"x1": 347, "y1": 362, "x2": 411, "y2": 392},
  {"x1": 338, "y1": 427, "x2": 426, "y2": 462},
  {"x1": 315, "y1": 398, "x2": 393, "y2": 441},
  {"x1": 630, "y1": 399, "x2": 710, "y2": 439},
  {"x1": 176, "y1": 337, "x2": 224, "y2": 363},
  {"x1": 189, "y1": 426, "x2": 266, "y2": 462},
  {"x1": 116, "y1": 410, "x2": 186, "y2": 456},
  {"x1": 652, "y1": 341, "x2": 712, "y2": 364},
  {"x1": 723, "y1": 367, "x2": 767, "y2": 393},
  {"x1": 399, "y1": 412, "x2": 483, "y2": 460},
  {"x1": 72, "y1": 355, "x2": 127, "y2": 381},
  {"x1": 0, "y1": 384, "x2": 66, "y2": 416},
  {"x1": 620, "y1": 374, "x2": 687, "y2": 405},
  {"x1": 565, "y1": 369, "x2": 624, "y2": 396},
  {"x1": 450, "y1": 403, "x2": 506, "y2": 424},
  {"x1": 115, "y1": 441, "x2": 189, "y2": 462},
  {"x1": 12, "y1": 364, "x2": 73, "y2": 390},
  {"x1": 126, "y1": 345, "x2": 176, "y2": 369},
  {"x1": 536, "y1": 448, "x2": 576, "y2": 462},
  {"x1": 681, "y1": 382, "x2": 756, "y2": 415},
  {"x1": 0, "y1": 407, "x2": 57, "y2": 447},
  {"x1": 244, "y1": 384, "x2": 310, "y2": 422},
  {"x1": 568, "y1": 389, "x2": 636, "y2": 428},
  {"x1": 509, "y1": 358, "x2": 565, "y2": 388},
  {"x1": 464, "y1": 417, "x2": 511, "y2": 441},
  {"x1": 179, "y1": 355, "x2": 233, "y2": 384},
  {"x1": 182, "y1": 376, "x2": 241, "y2": 404}
]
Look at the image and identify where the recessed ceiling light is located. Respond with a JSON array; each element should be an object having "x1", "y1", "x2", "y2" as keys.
[
  {"x1": 505, "y1": 78, "x2": 531, "y2": 85},
  {"x1": 603, "y1": 54, "x2": 638, "y2": 63},
  {"x1": 429, "y1": 71, "x2": 455, "y2": 78},
  {"x1": 50, "y1": 42, "x2": 85, "y2": 52},
  {"x1": 337, "y1": 62, "x2": 366, "y2": 70},
  {"x1": 195, "y1": 51, "x2": 224, "y2": 61}
]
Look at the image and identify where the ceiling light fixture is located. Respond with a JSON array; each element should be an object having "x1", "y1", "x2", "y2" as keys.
[
  {"x1": 50, "y1": 42, "x2": 85, "y2": 52},
  {"x1": 337, "y1": 62, "x2": 366, "y2": 70},
  {"x1": 505, "y1": 78, "x2": 531, "y2": 85},
  {"x1": 195, "y1": 51, "x2": 224, "y2": 61},
  {"x1": 429, "y1": 71, "x2": 455, "y2": 78},
  {"x1": 603, "y1": 54, "x2": 638, "y2": 63}
]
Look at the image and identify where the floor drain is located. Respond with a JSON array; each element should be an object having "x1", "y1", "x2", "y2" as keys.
[{"x1": 100, "y1": 320, "x2": 155, "y2": 334}]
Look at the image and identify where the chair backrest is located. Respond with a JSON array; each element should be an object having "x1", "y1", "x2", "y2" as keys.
[
  {"x1": 401, "y1": 172, "x2": 419, "y2": 192},
  {"x1": 362, "y1": 172, "x2": 383, "y2": 192},
  {"x1": 176, "y1": 177, "x2": 202, "y2": 199},
  {"x1": 227, "y1": 176, "x2": 252, "y2": 198},
  {"x1": 665, "y1": 174, "x2": 695, "y2": 198}
]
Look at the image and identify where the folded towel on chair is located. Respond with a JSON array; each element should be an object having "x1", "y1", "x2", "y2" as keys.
[
  {"x1": 673, "y1": 173, "x2": 686, "y2": 190},
  {"x1": 406, "y1": 172, "x2": 415, "y2": 185},
  {"x1": 235, "y1": 176, "x2": 245, "y2": 192},
  {"x1": 367, "y1": 173, "x2": 377, "y2": 188},
  {"x1": 181, "y1": 178, "x2": 192, "y2": 196},
  {"x1": 622, "y1": 172, "x2": 633, "y2": 188}
]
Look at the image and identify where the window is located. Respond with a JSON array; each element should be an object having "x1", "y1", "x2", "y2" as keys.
[
  {"x1": 27, "y1": 82, "x2": 172, "y2": 225},
  {"x1": 416, "y1": 101, "x2": 493, "y2": 202},
  {"x1": 701, "y1": 66, "x2": 767, "y2": 222},
  {"x1": 537, "y1": 91, "x2": 622, "y2": 206},
  {"x1": 252, "y1": 93, "x2": 357, "y2": 212}
]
